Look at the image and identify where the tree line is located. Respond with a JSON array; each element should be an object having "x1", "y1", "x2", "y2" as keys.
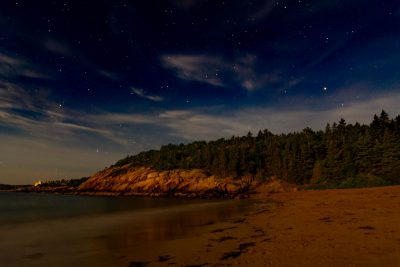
[{"x1": 114, "y1": 111, "x2": 400, "y2": 188}]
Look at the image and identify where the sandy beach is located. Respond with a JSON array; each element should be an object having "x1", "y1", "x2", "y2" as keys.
[{"x1": 128, "y1": 185, "x2": 400, "y2": 267}]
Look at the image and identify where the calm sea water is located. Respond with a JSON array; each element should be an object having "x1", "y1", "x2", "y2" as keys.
[{"x1": 0, "y1": 192, "x2": 246, "y2": 267}]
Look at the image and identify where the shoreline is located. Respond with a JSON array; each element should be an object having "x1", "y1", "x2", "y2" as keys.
[
  {"x1": 0, "y1": 174, "x2": 296, "y2": 199},
  {"x1": 0, "y1": 188, "x2": 250, "y2": 200},
  {"x1": 2, "y1": 185, "x2": 400, "y2": 266}
]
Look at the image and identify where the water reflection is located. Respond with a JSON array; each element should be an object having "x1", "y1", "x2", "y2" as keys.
[
  {"x1": 100, "y1": 200, "x2": 246, "y2": 245},
  {"x1": 0, "y1": 197, "x2": 248, "y2": 267}
]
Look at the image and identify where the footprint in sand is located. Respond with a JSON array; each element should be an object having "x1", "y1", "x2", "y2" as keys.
[
  {"x1": 252, "y1": 209, "x2": 270, "y2": 215},
  {"x1": 318, "y1": 216, "x2": 333, "y2": 223},
  {"x1": 210, "y1": 236, "x2": 237, "y2": 242},
  {"x1": 220, "y1": 250, "x2": 242, "y2": 260},
  {"x1": 251, "y1": 228, "x2": 266, "y2": 238},
  {"x1": 209, "y1": 226, "x2": 237, "y2": 233},
  {"x1": 220, "y1": 242, "x2": 257, "y2": 260},
  {"x1": 239, "y1": 242, "x2": 256, "y2": 251}
]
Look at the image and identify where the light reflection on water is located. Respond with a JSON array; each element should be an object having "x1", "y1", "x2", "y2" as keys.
[
  {"x1": 0, "y1": 193, "x2": 248, "y2": 267},
  {"x1": 118, "y1": 201, "x2": 243, "y2": 242}
]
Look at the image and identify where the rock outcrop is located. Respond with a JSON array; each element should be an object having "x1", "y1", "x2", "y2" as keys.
[{"x1": 78, "y1": 165, "x2": 254, "y2": 198}]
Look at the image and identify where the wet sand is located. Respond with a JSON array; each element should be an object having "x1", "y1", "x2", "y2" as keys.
[{"x1": 131, "y1": 186, "x2": 400, "y2": 266}]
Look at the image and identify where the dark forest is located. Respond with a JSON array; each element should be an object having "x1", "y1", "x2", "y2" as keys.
[{"x1": 115, "y1": 111, "x2": 400, "y2": 188}]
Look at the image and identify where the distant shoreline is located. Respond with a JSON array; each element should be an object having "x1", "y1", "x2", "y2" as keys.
[{"x1": 3, "y1": 180, "x2": 400, "y2": 200}]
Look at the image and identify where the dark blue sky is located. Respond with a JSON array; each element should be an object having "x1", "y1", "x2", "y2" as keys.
[{"x1": 1, "y1": 0, "x2": 400, "y2": 183}]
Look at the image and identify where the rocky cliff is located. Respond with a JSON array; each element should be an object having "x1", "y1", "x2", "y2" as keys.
[{"x1": 78, "y1": 165, "x2": 254, "y2": 198}]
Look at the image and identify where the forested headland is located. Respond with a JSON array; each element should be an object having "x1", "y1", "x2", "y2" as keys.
[{"x1": 113, "y1": 111, "x2": 400, "y2": 189}]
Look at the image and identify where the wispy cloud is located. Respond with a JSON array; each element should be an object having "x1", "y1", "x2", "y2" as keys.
[
  {"x1": 0, "y1": 83, "x2": 119, "y2": 145},
  {"x1": 43, "y1": 39, "x2": 72, "y2": 56},
  {"x1": 3, "y1": 81, "x2": 398, "y2": 145},
  {"x1": 155, "y1": 90, "x2": 400, "y2": 140},
  {"x1": 162, "y1": 55, "x2": 225, "y2": 87},
  {"x1": 0, "y1": 52, "x2": 50, "y2": 79},
  {"x1": 0, "y1": 83, "x2": 53, "y2": 112},
  {"x1": 97, "y1": 69, "x2": 123, "y2": 82},
  {"x1": 131, "y1": 87, "x2": 164, "y2": 102},
  {"x1": 0, "y1": 83, "x2": 163, "y2": 148},
  {"x1": 252, "y1": 0, "x2": 275, "y2": 20},
  {"x1": 161, "y1": 53, "x2": 285, "y2": 91}
]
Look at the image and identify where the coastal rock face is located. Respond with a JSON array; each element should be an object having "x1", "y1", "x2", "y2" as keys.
[{"x1": 78, "y1": 165, "x2": 253, "y2": 198}]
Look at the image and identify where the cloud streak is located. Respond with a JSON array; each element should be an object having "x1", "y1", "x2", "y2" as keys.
[
  {"x1": 161, "y1": 53, "x2": 285, "y2": 91},
  {"x1": 0, "y1": 52, "x2": 50, "y2": 79},
  {"x1": 0, "y1": 83, "x2": 130, "y2": 146},
  {"x1": 130, "y1": 87, "x2": 164, "y2": 102},
  {"x1": 155, "y1": 90, "x2": 400, "y2": 140},
  {"x1": 3, "y1": 82, "x2": 399, "y2": 146},
  {"x1": 162, "y1": 55, "x2": 225, "y2": 87},
  {"x1": 43, "y1": 39, "x2": 72, "y2": 56}
]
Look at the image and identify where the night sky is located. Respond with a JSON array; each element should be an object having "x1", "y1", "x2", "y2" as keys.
[{"x1": 1, "y1": 0, "x2": 400, "y2": 183}]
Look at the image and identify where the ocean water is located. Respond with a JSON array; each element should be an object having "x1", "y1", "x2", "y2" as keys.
[{"x1": 0, "y1": 192, "x2": 246, "y2": 266}]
